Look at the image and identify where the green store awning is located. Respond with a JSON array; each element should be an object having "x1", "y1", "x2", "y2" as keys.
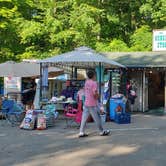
[{"x1": 104, "y1": 51, "x2": 166, "y2": 68}]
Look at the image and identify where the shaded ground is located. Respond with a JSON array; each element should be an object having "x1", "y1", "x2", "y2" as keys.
[
  {"x1": 1, "y1": 113, "x2": 166, "y2": 166},
  {"x1": 145, "y1": 107, "x2": 165, "y2": 116}
]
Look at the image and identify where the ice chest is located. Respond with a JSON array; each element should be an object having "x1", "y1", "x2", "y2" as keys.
[
  {"x1": 115, "y1": 113, "x2": 131, "y2": 124},
  {"x1": 109, "y1": 98, "x2": 126, "y2": 120}
]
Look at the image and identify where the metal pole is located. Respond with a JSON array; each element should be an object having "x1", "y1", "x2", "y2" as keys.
[
  {"x1": 99, "y1": 62, "x2": 102, "y2": 102},
  {"x1": 71, "y1": 66, "x2": 74, "y2": 79},
  {"x1": 39, "y1": 63, "x2": 42, "y2": 102},
  {"x1": 74, "y1": 67, "x2": 77, "y2": 79},
  {"x1": 109, "y1": 71, "x2": 112, "y2": 98},
  {"x1": 42, "y1": 64, "x2": 49, "y2": 101},
  {"x1": 142, "y1": 70, "x2": 146, "y2": 112},
  {"x1": 164, "y1": 71, "x2": 166, "y2": 113}
]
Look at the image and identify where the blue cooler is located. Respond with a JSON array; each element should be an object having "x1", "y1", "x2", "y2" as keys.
[{"x1": 109, "y1": 98, "x2": 126, "y2": 120}]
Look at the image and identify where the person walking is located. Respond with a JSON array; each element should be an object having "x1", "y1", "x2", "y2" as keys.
[{"x1": 78, "y1": 70, "x2": 110, "y2": 137}]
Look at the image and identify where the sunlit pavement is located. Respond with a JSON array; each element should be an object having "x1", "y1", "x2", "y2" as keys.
[{"x1": 1, "y1": 114, "x2": 166, "y2": 166}]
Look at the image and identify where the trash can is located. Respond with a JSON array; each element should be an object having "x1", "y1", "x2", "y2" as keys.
[{"x1": 109, "y1": 98, "x2": 126, "y2": 120}]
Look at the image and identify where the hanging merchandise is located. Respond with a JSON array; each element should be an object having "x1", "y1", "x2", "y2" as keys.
[
  {"x1": 41, "y1": 64, "x2": 49, "y2": 101},
  {"x1": 99, "y1": 70, "x2": 111, "y2": 123},
  {"x1": 102, "y1": 81, "x2": 109, "y2": 105},
  {"x1": 104, "y1": 74, "x2": 109, "y2": 82},
  {"x1": 111, "y1": 71, "x2": 121, "y2": 95},
  {"x1": 102, "y1": 70, "x2": 111, "y2": 105}
]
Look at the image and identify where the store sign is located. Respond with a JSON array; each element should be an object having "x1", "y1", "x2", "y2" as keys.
[
  {"x1": 4, "y1": 76, "x2": 21, "y2": 94},
  {"x1": 153, "y1": 30, "x2": 166, "y2": 51}
]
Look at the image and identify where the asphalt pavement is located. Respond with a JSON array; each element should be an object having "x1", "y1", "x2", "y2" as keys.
[{"x1": 1, "y1": 113, "x2": 166, "y2": 166}]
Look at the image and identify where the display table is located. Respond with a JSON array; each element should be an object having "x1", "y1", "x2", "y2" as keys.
[{"x1": 40, "y1": 100, "x2": 77, "y2": 111}]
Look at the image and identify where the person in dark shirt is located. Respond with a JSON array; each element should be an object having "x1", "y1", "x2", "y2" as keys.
[
  {"x1": 61, "y1": 86, "x2": 74, "y2": 99},
  {"x1": 127, "y1": 80, "x2": 137, "y2": 112},
  {"x1": 22, "y1": 81, "x2": 36, "y2": 110}
]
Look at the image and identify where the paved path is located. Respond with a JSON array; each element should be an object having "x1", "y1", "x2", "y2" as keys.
[{"x1": 1, "y1": 114, "x2": 166, "y2": 166}]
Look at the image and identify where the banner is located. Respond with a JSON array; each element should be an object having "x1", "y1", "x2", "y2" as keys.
[{"x1": 4, "y1": 76, "x2": 21, "y2": 94}]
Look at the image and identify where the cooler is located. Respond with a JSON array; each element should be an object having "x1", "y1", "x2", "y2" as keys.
[{"x1": 109, "y1": 98, "x2": 126, "y2": 120}]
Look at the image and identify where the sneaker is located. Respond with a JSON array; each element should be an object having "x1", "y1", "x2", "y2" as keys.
[
  {"x1": 78, "y1": 133, "x2": 88, "y2": 138},
  {"x1": 100, "y1": 129, "x2": 110, "y2": 136}
]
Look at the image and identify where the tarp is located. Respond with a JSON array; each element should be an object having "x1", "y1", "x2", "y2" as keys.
[
  {"x1": 0, "y1": 61, "x2": 63, "y2": 77},
  {"x1": 39, "y1": 46, "x2": 125, "y2": 68}
]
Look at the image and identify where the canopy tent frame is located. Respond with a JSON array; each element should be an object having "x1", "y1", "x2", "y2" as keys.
[{"x1": 39, "y1": 46, "x2": 125, "y2": 101}]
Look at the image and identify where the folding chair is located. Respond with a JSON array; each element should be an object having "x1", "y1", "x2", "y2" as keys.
[
  {"x1": 64, "y1": 104, "x2": 81, "y2": 128},
  {"x1": 1, "y1": 99, "x2": 25, "y2": 126}
]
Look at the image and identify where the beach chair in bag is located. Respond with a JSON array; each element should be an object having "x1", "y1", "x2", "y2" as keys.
[
  {"x1": 1, "y1": 99, "x2": 25, "y2": 126},
  {"x1": 43, "y1": 103, "x2": 57, "y2": 127}
]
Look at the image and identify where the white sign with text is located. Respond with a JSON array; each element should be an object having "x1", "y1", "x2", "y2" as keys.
[{"x1": 153, "y1": 30, "x2": 166, "y2": 51}]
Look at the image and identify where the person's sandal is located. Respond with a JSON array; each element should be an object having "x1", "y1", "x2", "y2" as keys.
[
  {"x1": 100, "y1": 130, "x2": 110, "y2": 136},
  {"x1": 78, "y1": 133, "x2": 88, "y2": 138}
]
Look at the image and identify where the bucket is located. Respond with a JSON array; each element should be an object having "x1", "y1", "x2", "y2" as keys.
[{"x1": 100, "y1": 114, "x2": 106, "y2": 124}]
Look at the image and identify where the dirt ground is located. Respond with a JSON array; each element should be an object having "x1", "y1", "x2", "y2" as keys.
[{"x1": 1, "y1": 113, "x2": 166, "y2": 166}]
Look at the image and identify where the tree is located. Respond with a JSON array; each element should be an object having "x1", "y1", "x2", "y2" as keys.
[
  {"x1": 130, "y1": 25, "x2": 152, "y2": 51},
  {"x1": 109, "y1": 39, "x2": 129, "y2": 52},
  {"x1": 140, "y1": 0, "x2": 166, "y2": 28},
  {"x1": 0, "y1": 0, "x2": 166, "y2": 62},
  {"x1": 0, "y1": 0, "x2": 21, "y2": 61}
]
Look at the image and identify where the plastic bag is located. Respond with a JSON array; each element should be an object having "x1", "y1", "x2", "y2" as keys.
[{"x1": 130, "y1": 90, "x2": 136, "y2": 96}]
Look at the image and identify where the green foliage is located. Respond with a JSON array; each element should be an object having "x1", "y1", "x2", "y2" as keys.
[
  {"x1": 0, "y1": 0, "x2": 166, "y2": 63},
  {"x1": 69, "y1": 3, "x2": 102, "y2": 47},
  {"x1": 130, "y1": 25, "x2": 152, "y2": 51},
  {"x1": 0, "y1": 47, "x2": 15, "y2": 62},
  {"x1": 109, "y1": 39, "x2": 129, "y2": 52},
  {"x1": 95, "y1": 42, "x2": 110, "y2": 52},
  {"x1": 140, "y1": 0, "x2": 166, "y2": 28}
]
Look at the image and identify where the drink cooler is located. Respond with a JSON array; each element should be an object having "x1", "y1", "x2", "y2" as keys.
[{"x1": 109, "y1": 98, "x2": 131, "y2": 124}]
